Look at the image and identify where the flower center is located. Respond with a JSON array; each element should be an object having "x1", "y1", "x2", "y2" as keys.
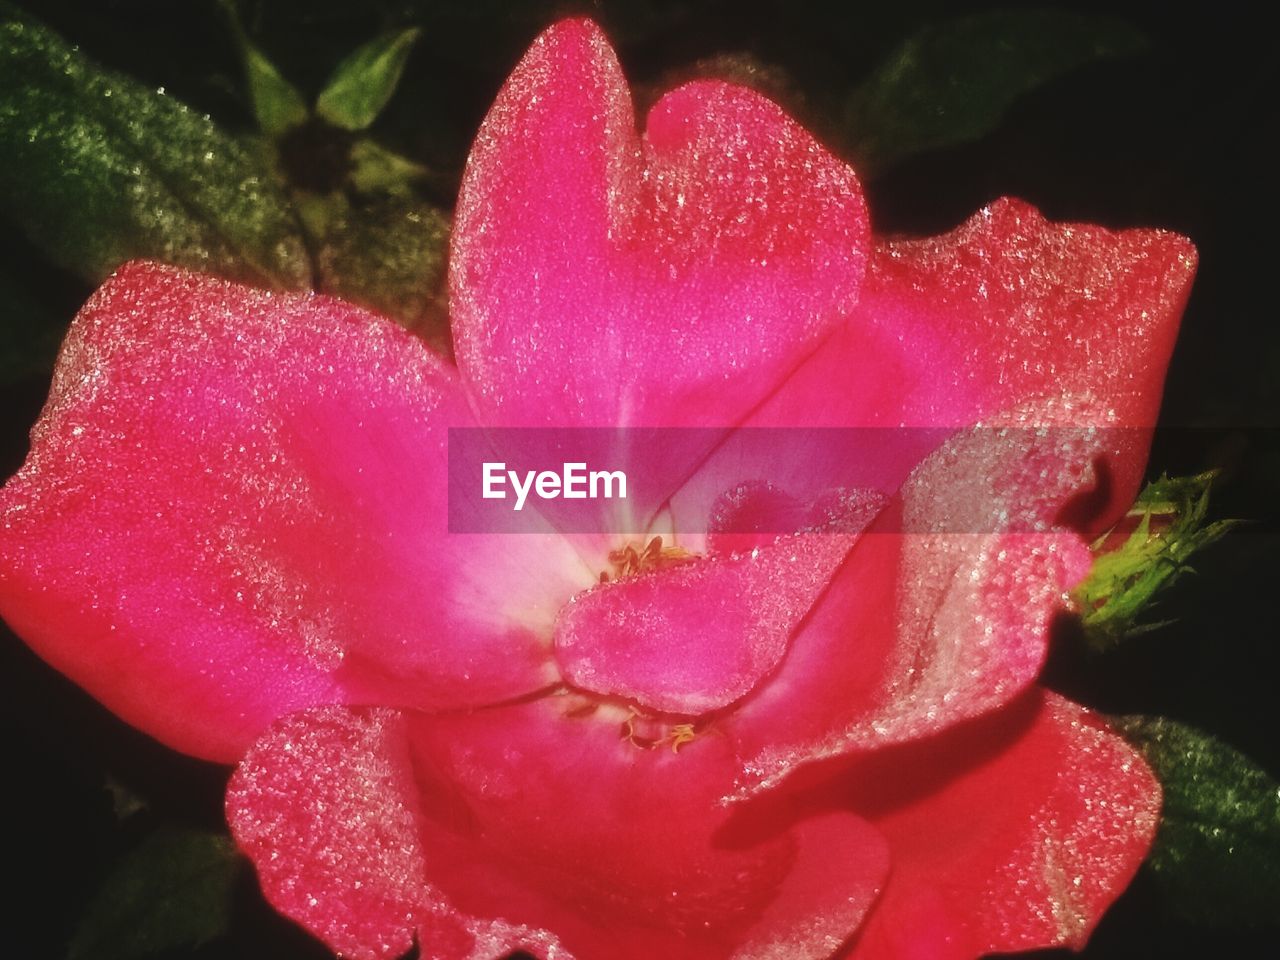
[
  {"x1": 555, "y1": 507, "x2": 865, "y2": 720},
  {"x1": 600, "y1": 535, "x2": 695, "y2": 582},
  {"x1": 561, "y1": 696, "x2": 704, "y2": 753}
]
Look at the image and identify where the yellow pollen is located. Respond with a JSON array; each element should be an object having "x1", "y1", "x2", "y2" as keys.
[
  {"x1": 619, "y1": 709, "x2": 699, "y2": 753},
  {"x1": 601, "y1": 535, "x2": 696, "y2": 582},
  {"x1": 668, "y1": 724, "x2": 697, "y2": 753}
]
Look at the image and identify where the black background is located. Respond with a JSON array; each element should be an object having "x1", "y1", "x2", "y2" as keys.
[{"x1": 2, "y1": 1, "x2": 1277, "y2": 957}]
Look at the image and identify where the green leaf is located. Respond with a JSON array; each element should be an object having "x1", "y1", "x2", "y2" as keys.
[
  {"x1": 843, "y1": 9, "x2": 1147, "y2": 174},
  {"x1": 67, "y1": 827, "x2": 242, "y2": 960},
  {"x1": 219, "y1": 1, "x2": 309, "y2": 137},
  {"x1": 1075, "y1": 471, "x2": 1238, "y2": 648},
  {"x1": 244, "y1": 43, "x2": 310, "y2": 135},
  {"x1": 309, "y1": 188, "x2": 450, "y2": 335},
  {"x1": 0, "y1": 3, "x2": 310, "y2": 289},
  {"x1": 1113, "y1": 716, "x2": 1280, "y2": 925},
  {"x1": 348, "y1": 137, "x2": 431, "y2": 194},
  {"x1": 315, "y1": 28, "x2": 421, "y2": 132}
]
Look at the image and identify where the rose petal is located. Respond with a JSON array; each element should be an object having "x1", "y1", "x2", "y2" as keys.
[
  {"x1": 554, "y1": 490, "x2": 884, "y2": 715},
  {"x1": 0, "y1": 262, "x2": 586, "y2": 761},
  {"x1": 228, "y1": 706, "x2": 566, "y2": 960},
  {"x1": 667, "y1": 427, "x2": 947, "y2": 555},
  {"x1": 842, "y1": 690, "x2": 1160, "y2": 958},
  {"x1": 227, "y1": 707, "x2": 455, "y2": 960},
  {"x1": 229, "y1": 700, "x2": 889, "y2": 960},
  {"x1": 453, "y1": 19, "x2": 868, "y2": 430},
  {"x1": 404, "y1": 698, "x2": 889, "y2": 960},
  {"x1": 451, "y1": 19, "x2": 868, "y2": 524},
  {"x1": 864, "y1": 199, "x2": 1193, "y2": 425},
  {"x1": 733, "y1": 197, "x2": 1195, "y2": 530},
  {"x1": 757, "y1": 196, "x2": 1195, "y2": 431},
  {"x1": 726, "y1": 412, "x2": 1096, "y2": 796}
]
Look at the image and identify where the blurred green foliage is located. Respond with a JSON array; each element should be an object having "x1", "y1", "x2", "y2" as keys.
[
  {"x1": 843, "y1": 9, "x2": 1147, "y2": 173},
  {"x1": 0, "y1": 1, "x2": 1156, "y2": 375},
  {"x1": 0, "y1": 1, "x2": 310, "y2": 290},
  {"x1": 1115, "y1": 716, "x2": 1280, "y2": 925},
  {"x1": 315, "y1": 27, "x2": 422, "y2": 131},
  {"x1": 67, "y1": 827, "x2": 241, "y2": 960}
]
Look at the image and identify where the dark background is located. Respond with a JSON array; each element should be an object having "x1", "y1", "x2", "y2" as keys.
[{"x1": 2, "y1": 1, "x2": 1276, "y2": 958}]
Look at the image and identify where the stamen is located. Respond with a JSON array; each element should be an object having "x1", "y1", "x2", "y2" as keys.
[
  {"x1": 668, "y1": 724, "x2": 697, "y2": 753},
  {"x1": 619, "y1": 708, "x2": 700, "y2": 753},
  {"x1": 620, "y1": 709, "x2": 659, "y2": 749},
  {"x1": 601, "y1": 535, "x2": 696, "y2": 582}
]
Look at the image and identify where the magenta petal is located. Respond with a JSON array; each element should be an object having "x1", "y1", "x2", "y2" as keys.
[
  {"x1": 451, "y1": 20, "x2": 868, "y2": 435},
  {"x1": 405, "y1": 699, "x2": 889, "y2": 960},
  {"x1": 554, "y1": 491, "x2": 884, "y2": 715},
  {"x1": 669, "y1": 428, "x2": 947, "y2": 553},
  {"x1": 843, "y1": 691, "x2": 1161, "y2": 959},
  {"x1": 860, "y1": 198, "x2": 1194, "y2": 427},
  {"x1": 227, "y1": 707, "x2": 454, "y2": 960},
  {"x1": 759, "y1": 196, "x2": 1194, "y2": 430},
  {"x1": 726, "y1": 412, "x2": 1096, "y2": 795},
  {"x1": 229, "y1": 706, "x2": 586, "y2": 960},
  {"x1": 0, "y1": 263, "x2": 582, "y2": 761},
  {"x1": 734, "y1": 197, "x2": 1195, "y2": 530},
  {"x1": 230, "y1": 701, "x2": 889, "y2": 960}
]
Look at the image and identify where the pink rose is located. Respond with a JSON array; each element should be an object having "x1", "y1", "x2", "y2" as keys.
[{"x1": 0, "y1": 18, "x2": 1196, "y2": 960}]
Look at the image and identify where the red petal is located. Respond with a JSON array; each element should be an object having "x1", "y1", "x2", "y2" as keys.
[
  {"x1": 554, "y1": 491, "x2": 884, "y2": 715},
  {"x1": 227, "y1": 706, "x2": 576, "y2": 960},
  {"x1": 726, "y1": 415, "x2": 1095, "y2": 796},
  {"x1": 226, "y1": 707, "x2": 455, "y2": 960},
  {"x1": 744, "y1": 197, "x2": 1195, "y2": 530},
  {"x1": 0, "y1": 263, "x2": 583, "y2": 761},
  {"x1": 760, "y1": 196, "x2": 1195, "y2": 429},
  {"x1": 404, "y1": 699, "x2": 889, "y2": 959},
  {"x1": 451, "y1": 20, "x2": 868, "y2": 520},
  {"x1": 842, "y1": 690, "x2": 1161, "y2": 958},
  {"x1": 453, "y1": 19, "x2": 868, "y2": 431},
  {"x1": 864, "y1": 199, "x2": 1193, "y2": 425},
  {"x1": 228, "y1": 701, "x2": 889, "y2": 960}
]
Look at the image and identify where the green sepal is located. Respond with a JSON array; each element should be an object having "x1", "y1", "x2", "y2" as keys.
[
  {"x1": 348, "y1": 138, "x2": 432, "y2": 195},
  {"x1": 1076, "y1": 471, "x2": 1238, "y2": 648},
  {"x1": 219, "y1": 0, "x2": 309, "y2": 137}
]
